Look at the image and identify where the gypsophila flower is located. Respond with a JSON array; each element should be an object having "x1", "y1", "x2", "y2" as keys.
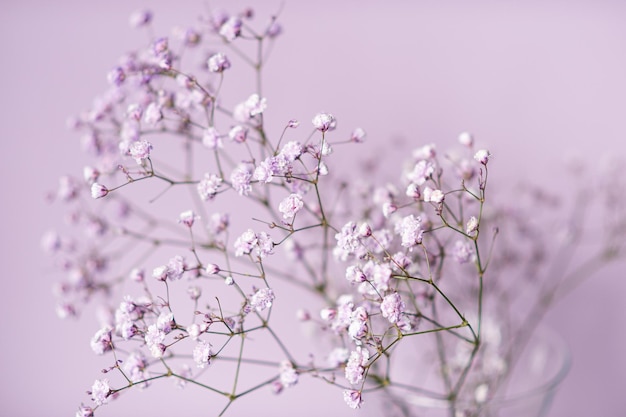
[
  {"x1": 219, "y1": 16, "x2": 242, "y2": 41},
  {"x1": 197, "y1": 173, "x2": 222, "y2": 201},
  {"x1": 90, "y1": 379, "x2": 111, "y2": 406},
  {"x1": 255, "y1": 232, "x2": 275, "y2": 258},
  {"x1": 123, "y1": 352, "x2": 148, "y2": 385},
  {"x1": 312, "y1": 112, "x2": 335, "y2": 132},
  {"x1": 244, "y1": 93, "x2": 267, "y2": 116},
  {"x1": 90, "y1": 326, "x2": 113, "y2": 355},
  {"x1": 228, "y1": 125, "x2": 248, "y2": 143},
  {"x1": 207, "y1": 52, "x2": 231, "y2": 72},
  {"x1": 144, "y1": 324, "x2": 166, "y2": 358},
  {"x1": 345, "y1": 265, "x2": 367, "y2": 284},
  {"x1": 193, "y1": 340, "x2": 212, "y2": 368},
  {"x1": 413, "y1": 144, "x2": 437, "y2": 160},
  {"x1": 178, "y1": 210, "x2": 199, "y2": 227},
  {"x1": 466, "y1": 216, "x2": 479, "y2": 235},
  {"x1": 129, "y1": 140, "x2": 153, "y2": 164},
  {"x1": 234, "y1": 229, "x2": 257, "y2": 257},
  {"x1": 350, "y1": 127, "x2": 366, "y2": 143},
  {"x1": 129, "y1": 268, "x2": 144, "y2": 282},
  {"x1": 224, "y1": 276, "x2": 234, "y2": 285},
  {"x1": 381, "y1": 292, "x2": 405, "y2": 324},
  {"x1": 187, "y1": 286, "x2": 202, "y2": 300},
  {"x1": 76, "y1": 405, "x2": 94, "y2": 417},
  {"x1": 287, "y1": 119, "x2": 299, "y2": 128},
  {"x1": 166, "y1": 255, "x2": 185, "y2": 280},
  {"x1": 406, "y1": 160, "x2": 435, "y2": 185},
  {"x1": 205, "y1": 263, "x2": 220, "y2": 275},
  {"x1": 129, "y1": 9, "x2": 152, "y2": 28},
  {"x1": 382, "y1": 202, "x2": 397, "y2": 218},
  {"x1": 453, "y1": 240, "x2": 474, "y2": 264},
  {"x1": 107, "y1": 67, "x2": 125, "y2": 86},
  {"x1": 424, "y1": 187, "x2": 445, "y2": 204},
  {"x1": 345, "y1": 346, "x2": 369, "y2": 385},
  {"x1": 474, "y1": 149, "x2": 492, "y2": 165},
  {"x1": 280, "y1": 141, "x2": 303, "y2": 161},
  {"x1": 249, "y1": 287, "x2": 275, "y2": 312},
  {"x1": 343, "y1": 390, "x2": 363, "y2": 409},
  {"x1": 83, "y1": 166, "x2": 99, "y2": 184},
  {"x1": 334, "y1": 221, "x2": 362, "y2": 261},
  {"x1": 406, "y1": 183, "x2": 421, "y2": 199},
  {"x1": 157, "y1": 311, "x2": 175, "y2": 334},
  {"x1": 279, "y1": 360, "x2": 298, "y2": 388},
  {"x1": 348, "y1": 306, "x2": 368, "y2": 340},
  {"x1": 152, "y1": 265, "x2": 168, "y2": 281},
  {"x1": 202, "y1": 127, "x2": 222, "y2": 150},
  {"x1": 459, "y1": 131, "x2": 474, "y2": 147},
  {"x1": 230, "y1": 164, "x2": 252, "y2": 196},
  {"x1": 397, "y1": 215, "x2": 423, "y2": 248},
  {"x1": 143, "y1": 102, "x2": 162, "y2": 125},
  {"x1": 279, "y1": 193, "x2": 304, "y2": 220},
  {"x1": 91, "y1": 183, "x2": 108, "y2": 199},
  {"x1": 327, "y1": 347, "x2": 349, "y2": 367}
]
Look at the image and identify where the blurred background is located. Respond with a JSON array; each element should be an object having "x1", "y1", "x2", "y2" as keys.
[{"x1": 1, "y1": 0, "x2": 625, "y2": 415}]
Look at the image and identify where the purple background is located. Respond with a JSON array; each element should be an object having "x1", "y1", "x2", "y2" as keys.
[{"x1": 1, "y1": 0, "x2": 625, "y2": 415}]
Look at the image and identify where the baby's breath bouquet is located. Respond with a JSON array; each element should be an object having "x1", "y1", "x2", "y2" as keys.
[{"x1": 44, "y1": 6, "x2": 625, "y2": 417}]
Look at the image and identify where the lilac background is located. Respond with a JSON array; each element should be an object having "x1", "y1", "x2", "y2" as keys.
[{"x1": 1, "y1": 0, "x2": 625, "y2": 415}]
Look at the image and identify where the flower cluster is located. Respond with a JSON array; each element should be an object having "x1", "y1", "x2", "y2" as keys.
[{"x1": 44, "y1": 6, "x2": 625, "y2": 417}]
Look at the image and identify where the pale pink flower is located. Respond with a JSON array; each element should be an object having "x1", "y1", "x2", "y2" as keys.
[
  {"x1": 413, "y1": 143, "x2": 436, "y2": 160},
  {"x1": 334, "y1": 221, "x2": 362, "y2": 261},
  {"x1": 453, "y1": 240, "x2": 475, "y2": 264},
  {"x1": 219, "y1": 16, "x2": 242, "y2": 41},
  {"x1": 91, "y1": 183, "x2": 108, "y2": 199},
  {"x1": 129, "y1": 9, "x2": 152, "y2": 28},
  {"x1": 466, "y1": 216, "x2": 479, "y2": 235},
  {"x1": 345, "y1": 265, "x2": 366, "y2": 284},
  {"x1": 424, "y1": 187, "x2": 445, "y2": 204},
  {"x1": 312, "y1": 112, "x2": 335, "y2": 132},
  {"x1": 381, "y1": 292, "x2": 405, "y2": 324},
  {"x1": 157, "y1": 311, "x2": 175, "y2": 334},
  {"x1": 197, "y1": 173, "x2": 222, "y2": 201},
  {"x1": 279, "y1": 360, "x2": 298, "y2": 388},
  {"x1": 202, "y1": 127, "x2": 223, "y2": 149},
  {"x1": 406, "y1": 183, "x2": 421, "y2": 199},
  {"x1": 129, "y1": 140, "x2": 153, "y2": 164},
  {"x1": 397, "y1": 215, "x2": 423, "y2": 248},
  {"x1": 348, "y1": 306, "x2": 368, "y2": 340},
  {"x1": 474, "y1": 149, "x2": 492, "y2": 165},
  {"x1": 90, "y1": 379, "x2": 111, "y2": 406},
  {"x1": 249, "y1": 287, "x2": 275, "y2": 312},
  {"x1": 350, "y1": 127, "x2": 366, "y2": 143},
  {"x1": 193, "y1": 340, "x2": 212, "y2": 368},
  {"x1": 230, "y1": 165, "x2": 252, "y2": 196},
  {"x1": 279, "y1": 141, "x2": 302, "y2": 161},
  {"x1": 255, "y1": 232, "x2": 274, "y2": 258},
  {"x1": 90, "y1": 326, "x2": 113, "y2": 355},
  {"x1": 327, "y1": 347, "x2": 349, "y2": 367},
  {"x1": 76, "y1": 405, "x2": 94, "y2": 417},
  {"x1": 228, "y1": 125, "x2": 248, "y2": 143},
  {"x1": 345, "y1": 346, "x2": 369, "y2": 385},
  {"x1": 278, "y1": 193, "x2": 304, "y2": 220},
  {"x1": 143, "y1": 102, "x2": 162, "y2": 125},
  {"x1": 459, "y1": 131, "x2": 474, "y2": 147},
  {"x1": 207, "y1": 52, "x2": 231, "y2": 72},
  {"x1": 123, "y1": 352, "x2": 149, "y2": 385},
  {"x1": 178, "y1": 210, "x2": 199, "y2": 227},
  {"x1": 144, "y1": 324, "x2": 166, "y2": 358},
  {"x1": 406, "y1": 160, "x2": 435, "y2": 185},
  {"x1": 343, "y1": 390, "x2": 363, "y2": 409},
  {"x1": 205, "y1": 263, "x2": 220, "y2": 275},
  {"x1": 234, "y1": 229, "x2": 257, "y2": 257}
]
